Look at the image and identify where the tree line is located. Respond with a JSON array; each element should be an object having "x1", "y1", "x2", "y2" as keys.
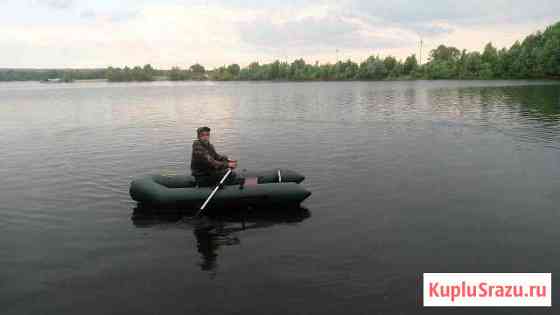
[
  {"x1": 0, "y1": 68, "x2": 105, "y2": 82},
  {"x1": 105, "y1": 64, "x2": 158, "y2": 82},
  {"x1": 208, "y1": 20, "x2": 560, "y2": 81},
  {"x1": 1, "y1": 21, "x2": 558, "y2": 82}
]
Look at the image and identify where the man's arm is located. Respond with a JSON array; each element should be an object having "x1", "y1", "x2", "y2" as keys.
[
  {"x1": 209, "y1": 144, "x2": 228, "y2": 162},
  {"x1": 193, "y1": 142, "x2": 228, "y2": 169}
]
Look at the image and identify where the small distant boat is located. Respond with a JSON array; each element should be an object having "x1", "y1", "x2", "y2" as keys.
[
  {"x1": 40, "y1": 77, "x2": 73, "y2": 83},
  {"x1": 41, "y1": 78, "x2": 62, "y2": 83}
]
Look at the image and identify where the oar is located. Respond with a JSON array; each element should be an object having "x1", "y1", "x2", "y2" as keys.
[{"x1": 195, "y1": 168, "x2": 232, "y2": 217}]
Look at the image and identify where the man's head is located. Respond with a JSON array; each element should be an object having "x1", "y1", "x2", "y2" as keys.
[{"x1": 197, "y1": 126, "x2": 211, "y2": 142}]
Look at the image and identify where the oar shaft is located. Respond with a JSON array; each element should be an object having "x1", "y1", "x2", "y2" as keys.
[{"x1": 196, "y1": 168, "x2": 232, "y2": 216}]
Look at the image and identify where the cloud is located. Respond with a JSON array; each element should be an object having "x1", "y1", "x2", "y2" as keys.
[
  {"x1": 232, "y1": 1, "x2": 457, "y2": 60},
  {"x1": 79, "y1": 8, "x2": 95, "y2": 19},
  {"x1": 0, "y1": 3, "x2": 259, "y2": 68},
  {"x1": 225, "y1": 0, "x2": 560, "y2": 38},
  {"x1": 34, "y1": 0, "x2": 74, "y2": 10},
  {"x1": 238, "y1": 14, "x2": 411, "y2": 55},
  {"x1": 108, "y1": 9, "x2": 139, "y2": 22},
  {"x1": 1, "y1": 1, "x2": 559, "y2": 68},
  {"x1": 346, "y1": 0, "x2": 560, "y2": 27},
  {"x1": 413, "y1": 22, "x2": 454, "y2": 37},
  {"x1": 78, "y1": 7, "x2": 139, "y2": 23}
]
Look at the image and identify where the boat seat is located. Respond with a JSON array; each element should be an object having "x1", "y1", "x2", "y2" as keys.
[{"x1": 244, "y1": 177, "x2": 258, "y2": 186}]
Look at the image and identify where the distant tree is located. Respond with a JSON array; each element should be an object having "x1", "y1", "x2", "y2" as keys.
[
  {"x1": 143, "y1": 64, "x2": 155, "y2": 77},
  {"x1": 289, "y1": 59, "x2": 306, "y2": 80},
  {"x1": 482, "y1": 43, "x2": 498, "y2": 62},
  {"x1": 480, "y1": 63, "x2": 494, "y2": 79},
  {"x1": 383, "y1": 56, "x2": 398, "y2": 74},
  {"x1": 227, "y1": 64, "x2": 240, "y2": 77},
  {"x1": 169, "y1": 66, "x2": 190, "y2": 81},
  {"x1": 542, "y1": 37, "x2": 560, "y2": 76},
  {"x1": 464, "y1": 52, "x2": 482, "y2": 78},
  {"x1": 430, "y1": 45, "x2": 461, "y2": 63},
  {"x1": 190, "y1": 64, "x2": 205, "y2": 74},
  {"x1": 403, "y1": 54, "x2": 418, "y2": 76}
]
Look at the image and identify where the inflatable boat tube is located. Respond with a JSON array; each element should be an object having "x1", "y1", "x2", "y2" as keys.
[{"x1": 130, "y1": 169, "x2": 311, "y2": 209}]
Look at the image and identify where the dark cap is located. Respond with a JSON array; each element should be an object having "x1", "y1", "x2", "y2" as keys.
[{"x1": 197, "y1": 126, "x2": 211, "y2": 135}]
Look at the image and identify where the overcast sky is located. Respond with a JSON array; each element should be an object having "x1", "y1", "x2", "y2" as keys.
[{"x1": 1, "y1": 0, "x2": 559, "y2": 68}]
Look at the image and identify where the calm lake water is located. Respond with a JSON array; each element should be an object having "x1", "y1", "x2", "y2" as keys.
[{"x1": 2, "y1": 80, "x2": 560, "y2": 314}]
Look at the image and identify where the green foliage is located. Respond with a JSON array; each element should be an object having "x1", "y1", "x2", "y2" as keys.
[
  {"x1": 0, "y1": 68, "x2": 105, "y2": 82},
  {"x1": 169, "y1": 67, "x2": 190, "y2": 81},
  {"x1": 188, "y1": 64, "x2": 206, "y2": 80},
  {"x1": 431, "y1": 45, "x2": 461, "y2": 63},
  {"x1": 106, "y1": 64, "x2": 155, "y2": 82},
  {"x1": 189, "y1": 63, "x2": 205, "y2": 74},
  {"x1": 403, "y1": 54, "x2": 418, "y2": 76}
]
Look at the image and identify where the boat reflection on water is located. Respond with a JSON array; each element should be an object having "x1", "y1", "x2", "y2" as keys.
[{"x1": 131, "y1": 205, "x2": 311, "y2": 273}]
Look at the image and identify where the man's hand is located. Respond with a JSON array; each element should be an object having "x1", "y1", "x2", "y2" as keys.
[{"x1": 227, "y1": 160, "x2": 238, "y2": 169}]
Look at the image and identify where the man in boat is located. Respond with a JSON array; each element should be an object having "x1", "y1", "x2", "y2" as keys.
[{"x1": 191, "y1": 126, "x2": 238, "y2": 187}]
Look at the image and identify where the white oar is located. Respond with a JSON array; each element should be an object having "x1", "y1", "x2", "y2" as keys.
[{"x1": 196, "y1": 168, "x2": 232, "y2": 217}]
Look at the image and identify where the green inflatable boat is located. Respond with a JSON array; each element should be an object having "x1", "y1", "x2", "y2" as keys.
[{"x1": 130, "y1": 169, "x2": 311, "y2": 211}]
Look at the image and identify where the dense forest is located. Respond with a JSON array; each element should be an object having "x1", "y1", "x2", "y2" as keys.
[{"x1": 1, "y1": 21, "x2": 559, "y2": 82}]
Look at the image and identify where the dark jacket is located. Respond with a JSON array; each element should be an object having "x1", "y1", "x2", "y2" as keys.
[{"x1": 190, "y1": 139, "x2": 228, "y2": 176}]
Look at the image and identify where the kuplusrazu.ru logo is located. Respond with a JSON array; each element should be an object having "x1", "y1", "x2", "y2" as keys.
[{"x1": 423, "y1": 273, "x2": 551, "y2": 307}]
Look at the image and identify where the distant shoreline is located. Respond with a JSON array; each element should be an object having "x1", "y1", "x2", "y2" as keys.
[
  {"x1": 1, "y1": 78, "x2": 558, "y2": 84},
  {"x1": 1, "y1": 19, "x2": 559, "y2": 83}
]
